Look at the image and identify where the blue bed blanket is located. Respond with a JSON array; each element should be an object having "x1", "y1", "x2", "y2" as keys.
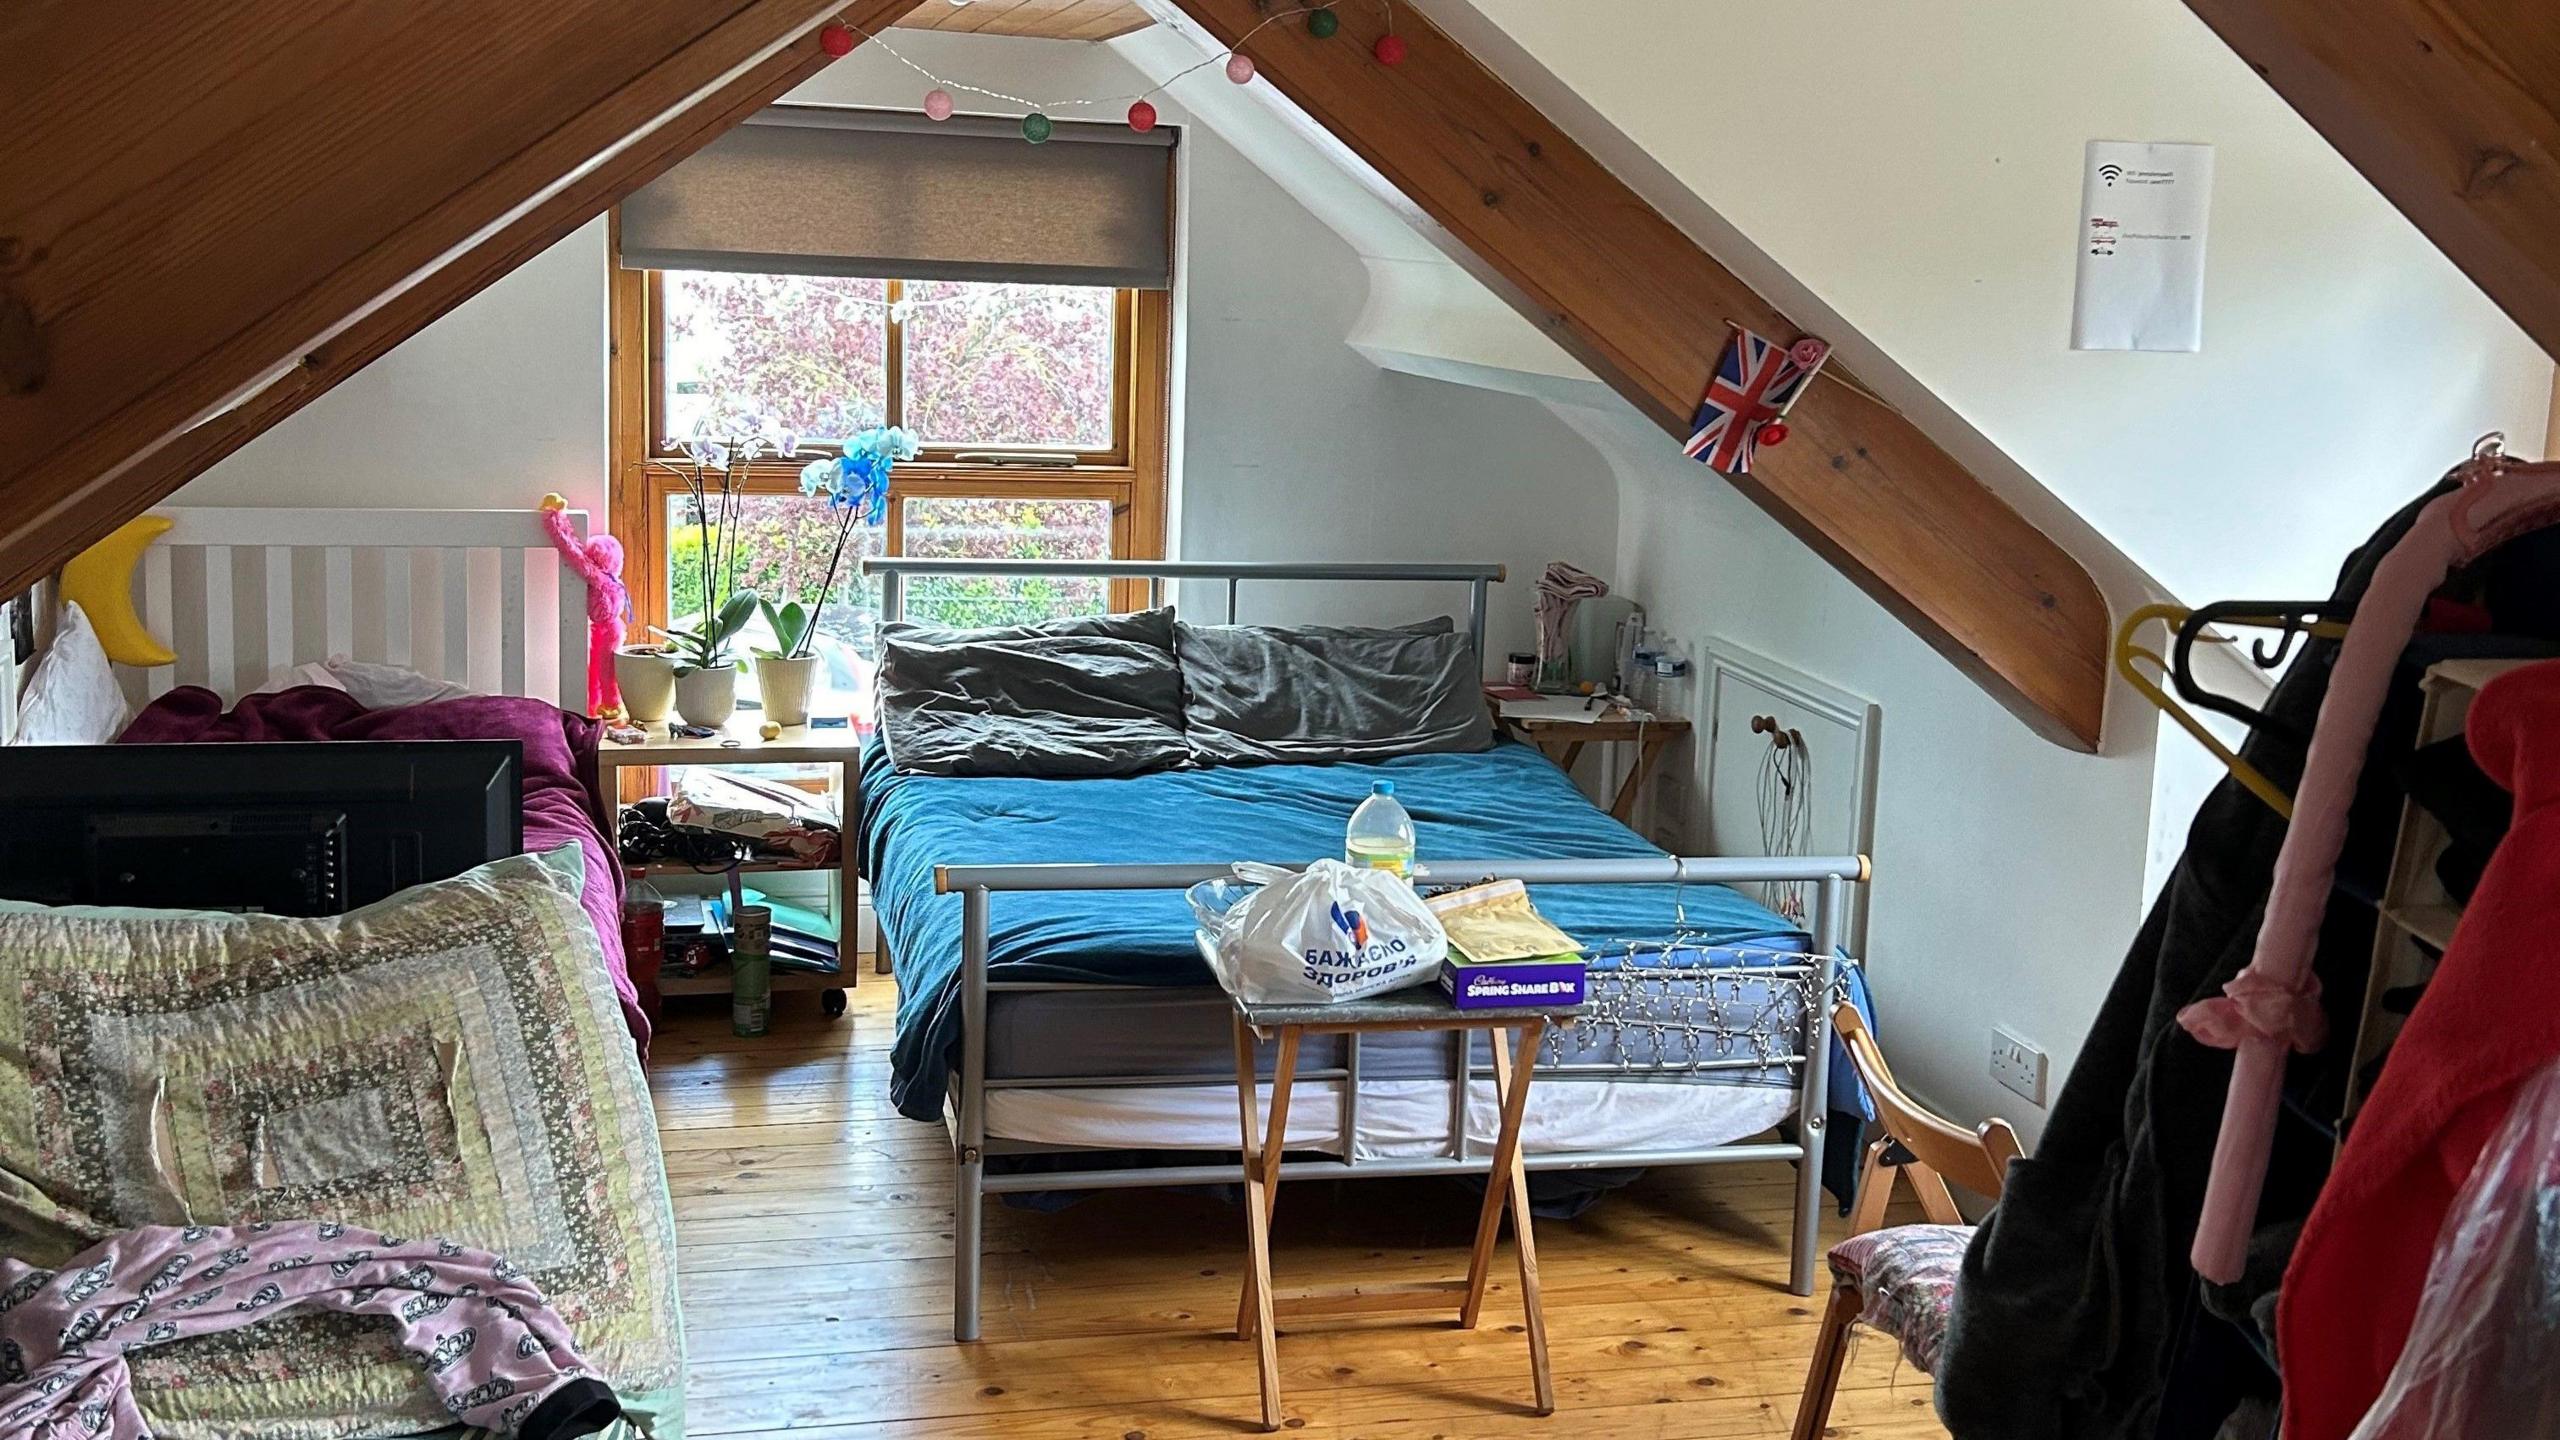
[{"x1": 863, "y1": 738, "x2": 1873, "y2": 1124}]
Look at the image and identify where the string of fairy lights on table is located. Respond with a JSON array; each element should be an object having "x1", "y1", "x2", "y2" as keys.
[{"x1": 811, "y1": 1, "x2": 1407, "y2": 143}]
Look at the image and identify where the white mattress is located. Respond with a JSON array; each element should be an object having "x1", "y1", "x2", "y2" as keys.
[{"x1": 986, "y1": 1075, "x2": 1798, "y2": 1159}]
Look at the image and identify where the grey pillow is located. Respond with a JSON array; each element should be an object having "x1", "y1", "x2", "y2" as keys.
[
  {"x1": 1175, "y1": 618, "x2": 1492, "y2": 766},
  {"x1": 877, "y1": 615, "x2": 1189, "y2": 777},
  {"x1": 883, "y1": 606, "x2": 1175, "y2": 651}
]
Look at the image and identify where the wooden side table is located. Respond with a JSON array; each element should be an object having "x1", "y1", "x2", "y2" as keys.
[
  {"x1": 1229, "y1": 989, "x2": 1583, "y2": 1430},
  {"x1": 1487, "y1": 693, "x2": 1692, "y2": 822},
  {"x1": 595, "y1": 716, "x2": 872, "y2": 1012}
]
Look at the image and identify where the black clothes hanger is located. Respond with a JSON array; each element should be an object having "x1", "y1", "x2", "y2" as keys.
[{"x1": 2168, "y1": 601, "x2": 2356, "y2": 750}]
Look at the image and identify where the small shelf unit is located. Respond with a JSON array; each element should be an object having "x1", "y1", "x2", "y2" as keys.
[
  {"x1": 596, "y1": 717, "x2": 871, "y2": 1022},
  {"x1": 2341, "y1": 658, "x2": 2530, "y2": 1129}
]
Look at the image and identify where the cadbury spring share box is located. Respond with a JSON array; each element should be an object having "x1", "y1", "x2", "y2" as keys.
[{"x1": 1439, "y1": 954, "x2": 1588, "y2": 1010}]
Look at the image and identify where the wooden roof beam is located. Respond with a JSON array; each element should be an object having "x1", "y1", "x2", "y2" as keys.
[
  {"x1": 1153, "y1": 0, "x2": 2111, "y2": 748},
  {"x1": 2184, "y1": 0, "x2": 2560, "y2": 359},
  {"x1": 0, "y1": 0, "x2": 929, "y2": 597}
]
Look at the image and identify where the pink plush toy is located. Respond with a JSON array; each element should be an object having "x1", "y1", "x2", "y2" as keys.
[{"x1": 537, "y1": 493, "x2": 627, "y2": 717}]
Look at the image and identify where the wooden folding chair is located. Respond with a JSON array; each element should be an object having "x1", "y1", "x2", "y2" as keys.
[{"x1": 1791, "y1": 1002, "x2": 2026, "y2": 1440}]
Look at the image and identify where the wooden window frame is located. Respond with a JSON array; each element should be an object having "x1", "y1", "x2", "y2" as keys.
[
  {"x1": 643, "y1": 273, "x2": 1143, "y2": 469},
  {"x1": 607, "y1": 216, "x2": 1172, "y2": 636}
]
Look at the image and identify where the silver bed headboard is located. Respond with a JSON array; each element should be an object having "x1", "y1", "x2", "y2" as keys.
[{"x1": 857, "y1": 558, "x2": 1508, "y2": 661}]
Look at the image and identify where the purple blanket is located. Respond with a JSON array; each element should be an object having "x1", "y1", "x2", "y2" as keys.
[
  {"x1": 0, "y1": 1222, "x2": 620, "y2": 1439},
  {"x1": 120, "y1": 687, "x2": 647, "y2": 1055}
]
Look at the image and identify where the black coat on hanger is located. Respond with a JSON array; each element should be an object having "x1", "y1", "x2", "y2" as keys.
[{"x1": 1935, "y1": 485, "x2": 2449, "y2": 1440}]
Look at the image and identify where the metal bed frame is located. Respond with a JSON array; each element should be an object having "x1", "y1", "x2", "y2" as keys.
[{"x1": 860, "y1": 557, "x2": 1869, "y2": 1342}]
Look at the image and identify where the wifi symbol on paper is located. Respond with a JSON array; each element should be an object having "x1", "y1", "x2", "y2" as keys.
[{"x1": 2098, "y1": 163, "x2": 2125, "y2": 186}]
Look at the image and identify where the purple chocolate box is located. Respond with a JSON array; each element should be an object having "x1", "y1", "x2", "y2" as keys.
[{"x1": 1439, "y1": 955, "x2": 1588, "y2": 1010}]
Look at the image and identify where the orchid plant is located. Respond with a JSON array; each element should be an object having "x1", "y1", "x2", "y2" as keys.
[
  {"x1": 781, "y1": 424, "x2": 919, "y2": 660},
  {"x1": 649, "y1": 421, "x2": 800, "y2": 674}
]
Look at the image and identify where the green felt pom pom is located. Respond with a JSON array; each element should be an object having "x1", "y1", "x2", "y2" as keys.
[
  {"x1": 1022, "y1": 111, "x2": 1054, "y2": 144},
  {"x1": 1308, "y1": 7, "x2": 1340, "y2": 37}
]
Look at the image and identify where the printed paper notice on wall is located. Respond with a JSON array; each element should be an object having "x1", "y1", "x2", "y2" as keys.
[{"x1": 2073, "y1": 140, "x2": 2213, "y2": 352}]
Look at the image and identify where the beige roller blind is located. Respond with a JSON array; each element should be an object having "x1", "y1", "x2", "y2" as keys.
[{"x1": 618, "y1": 104, "x2": 1175, "y2": 289}]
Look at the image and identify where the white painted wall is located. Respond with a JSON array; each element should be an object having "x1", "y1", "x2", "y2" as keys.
[
  {"x1": 177, "y1": 31, "x2": 1608, "y2": 663},
  {"x1": 180, "y1": 222, "x2": 615, "y2": 518},
  {"x1": 167, "y1": 11, "x2": 2552, "y2": 1142},
  {"x1": 1166, "y1": 112, "x2": 1608, "y2": 658},
  {"x1": 1439, "y1": 0, "x2": 2553, "y2": 608},
  {"x1": 1555, "y1": 405, "x2": 2155, "y2": 1141},
  {"x1": 1379, "y1": 0, "x2": 2548, "y2": 1133}
]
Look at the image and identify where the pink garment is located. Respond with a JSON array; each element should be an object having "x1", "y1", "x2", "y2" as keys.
[
  {"x1": 1533, "y1": 563, "x2": 1606, "y2": 668},
  {"x1": 0, "y1": 1223, "x2": 613, "y2": 1440},
  {"x1": 2182, "y1": 451, "x2": 2560, "y2": 1283}
]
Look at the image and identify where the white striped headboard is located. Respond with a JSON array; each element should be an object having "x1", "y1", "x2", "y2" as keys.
[{"x1": 127, "y1": 507, "x2": 592, "y2": 711}]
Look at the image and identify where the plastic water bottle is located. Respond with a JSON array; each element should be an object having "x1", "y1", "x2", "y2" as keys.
[
  {"x1": 1651, "y1": 650, "x2": 1692, "y2": 721},
  {"x1": 1345, "y1": 781, "x2": 1416, "y2": 877}
]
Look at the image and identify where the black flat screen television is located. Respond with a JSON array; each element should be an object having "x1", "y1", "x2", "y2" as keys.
[{"x1": 0, "y1": 741, "x2": 522, "y2": 915}]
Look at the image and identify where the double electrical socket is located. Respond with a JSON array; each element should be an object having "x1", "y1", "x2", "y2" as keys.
[{"x1": 1988, "y1": 1027, "x2": 2049, "y2": 1107}]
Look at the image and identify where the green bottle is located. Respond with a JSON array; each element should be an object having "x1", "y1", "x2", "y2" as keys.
[{"x1": 731, "y1": 904, "x2": 773, "y2": 1038}]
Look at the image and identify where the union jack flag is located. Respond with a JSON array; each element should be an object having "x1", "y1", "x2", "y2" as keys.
[{"x1": 1684, "y1": 326, "x2": 1808, "y2": 473}]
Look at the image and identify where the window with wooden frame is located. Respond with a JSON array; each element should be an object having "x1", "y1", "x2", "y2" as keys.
[
  {"x1": 607, "y1": 104, "x2": 1175, "y2": 725},
  {"x1": 608, "y1": 259, "x2": 1170, "y2": 722}
]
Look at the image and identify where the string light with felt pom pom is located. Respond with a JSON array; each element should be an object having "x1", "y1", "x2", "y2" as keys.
[{"x1": 834, "y1": 3, "x2": 1401, "y2": 141}]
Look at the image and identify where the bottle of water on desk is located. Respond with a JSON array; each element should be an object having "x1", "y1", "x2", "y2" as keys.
[{"x1": 1346, "y1": 781, "x2": 1415, "y2": 877}]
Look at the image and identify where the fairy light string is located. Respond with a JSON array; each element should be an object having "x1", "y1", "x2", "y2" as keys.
[{"x1": 820, "y1": 0, "x2": 1404, "y2": 142}]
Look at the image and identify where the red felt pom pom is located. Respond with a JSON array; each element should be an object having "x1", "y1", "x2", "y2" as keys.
[
  {"x1": 1127, "y1": 100, "x2": 1158, "y2": 133},
  {"x1": 1757, "y1": 420, "x2": 1791, "y2": 448},
  {"x1": 818, "y1": 22, "x2": 855, "y2": 56},
  {"x1": 1373, "y1": 33, "x2": 1408, "y2": 65}
]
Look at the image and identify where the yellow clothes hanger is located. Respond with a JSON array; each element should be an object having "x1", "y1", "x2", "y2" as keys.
[{"x1": 2112, "y1": 603, "x2": 2343, "y2": 822}]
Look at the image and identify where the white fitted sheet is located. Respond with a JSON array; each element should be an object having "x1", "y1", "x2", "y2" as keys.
[{"x1": 986, "y1": 1076, "x2": 1798, "y2": 1159}]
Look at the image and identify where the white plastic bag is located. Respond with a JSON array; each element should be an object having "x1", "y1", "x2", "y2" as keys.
[
  {"x1": 1188, "y1": 859, "x2": 1447, "y2": 1005},
  {"x1": 2349, "y1": 1057, "x2": 2560, "y2": 1439}
]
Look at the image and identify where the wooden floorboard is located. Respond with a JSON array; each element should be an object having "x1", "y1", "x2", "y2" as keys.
[{"x1": 649, "y1": 985, "x2": 1948, "y2": 1437}]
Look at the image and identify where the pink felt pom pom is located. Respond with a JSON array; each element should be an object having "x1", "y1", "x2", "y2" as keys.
[
  {"x1": 1225, "y1": 52, "x2": 1256, "y2": 84},
  {"x1": 923, "y1": 88, "x2": 956, "y2": 121}
]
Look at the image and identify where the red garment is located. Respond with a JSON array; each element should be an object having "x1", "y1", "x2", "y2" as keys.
[{"x1": 2280, "y1": 658, "x2": 2560, "y2": 1440}]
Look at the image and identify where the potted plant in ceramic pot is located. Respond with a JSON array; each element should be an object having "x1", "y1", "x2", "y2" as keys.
[
  {"x1": 667, "y1": 588, "x2": 760, "y2": 727},
  {"x1": 767, "y1": 423, "x2": 916, "y2": 725},
  {"x1": 751, "y1": 598, "x2": 822, "y2": 728},
  {"x1": 647, "y1": 425, "x2": 799, "y2": 728},
  {"x1": 613, "y1": 642, "x2": 679, "y2": 725}
]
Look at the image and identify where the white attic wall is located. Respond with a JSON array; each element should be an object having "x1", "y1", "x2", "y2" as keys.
[
  {"x1": 1110, "y1": 24, "x2": 1598, "y2": 404},
  {"x1": 1424, "y1": 0, "x2": 2552, "y2": 608},
  {"x1": 1116, "y1": 15, "x2": 2169, "y2": 1140}
]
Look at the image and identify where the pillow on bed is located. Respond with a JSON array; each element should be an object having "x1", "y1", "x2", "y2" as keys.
[
  {"x1": 882, "y1": 605, "x2": 1175, "y2": 652},
  {"x1": 0, "y1": 847, "x2": 682, "y2": 1438},
  {"x1": 9, "y1": 601, "x2": 130, "y2": 745},
  {"x1": 1174, "y1": 617, "x2": 1493, "y2": 765},
  {"x1": 877, "y1": 613, "x2": 1189, "y2": 777}
]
